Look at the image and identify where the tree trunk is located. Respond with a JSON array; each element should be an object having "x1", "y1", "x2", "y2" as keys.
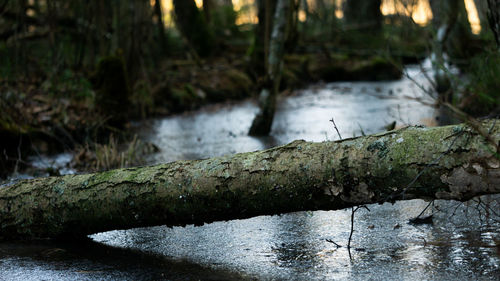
[
  {"x1": 343, "y1": 0, "x2": 382, "y2": 31},
  {"x1": 203, "y1": 0, "x2": 213, "y2": 23},
  {"x1": 431, "y1": 0, "x2": 473, "y2": 59},
  {"x1": 1, "y1": 120, "x2": 500, "y2": 240},
  {"x1": 429, "y1": 0, "x2": 453, "y2": 96},
  {"x1": 285, "y1": 0, "x2": 300, "y2": 52},
  {"x1": 487, "y1": 0, "x2": 500, "y2": 50},
  {"x1": 173, "y1": 0, "x2": 215, "y2": 57},
  {"x1": 154, "y1": 0, "x2": 168, "y2": 55},
  {"x1": 248, "y1": 0, "x2": 290, "y2": 136},
  {"x1": 250, "y1": 0, "x2": 278, "y2": 77},
  {"x1": 474, "y1": 0, "x2": 489, "y2": 32}
]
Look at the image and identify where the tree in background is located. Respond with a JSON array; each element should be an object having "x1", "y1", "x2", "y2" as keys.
[
  {"x1": 249, "y1": 0, "x2": 291, "y2": 136},
  {"x1": 343, "y1": 0, "x2": 383, "y2": 32},
  {"x1": 474, "y1": 0, "x2": 490, "y2": 32},
  {"x1": 250, "y1": 0, "x2": 278, "y2": 78},
  {"x1": 204, "y1": 0, "x2": 239, "y2": 44},
  {"x1": 173, "y1": 0, "x2": 215, "y2": 57},
  {"x1": 429, "y1": 0, "x2": 473, "y2": 97},
  {"x1": 487, "y1": 0, "x2": 500, "y2": 49},
  {"x1": 153, "y1": 0, "x2": 168, "y2": 56}
]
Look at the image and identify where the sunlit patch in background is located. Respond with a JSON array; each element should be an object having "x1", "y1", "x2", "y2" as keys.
[
  {"x1": 380, "y1": 0, "x2": 432, "y2": 26},
  {"x1": 464, "y1": 0, "x2": 481, "y2": 34},
  {"x1": 157, "y1": 0, "x2": 482, "y2": 34}
]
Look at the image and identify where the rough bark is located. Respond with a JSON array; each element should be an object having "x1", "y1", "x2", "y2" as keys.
[
  {"x1": 1, "y1": 120, "x2": 500, "y2": 240},
  {"x1": 249, "y1": 0, "x2": 290, "y2": 136}
]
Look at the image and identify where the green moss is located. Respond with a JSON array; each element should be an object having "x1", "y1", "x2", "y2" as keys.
[
  {"x1": 309, "y1": 55, "x2": 401, "y2": 82},
  {"x1": 169, "y1": 84, "x2": 200, "y2": 111},
  {"x1": 350, "y1": 56, "x2": 402, "y2": 80},
  {"x1": 198, "y1": 68, "x2": 254, "y2": 102},
  {"x1": 53, "y1": 182, "x2": 65, "y2": 195}
]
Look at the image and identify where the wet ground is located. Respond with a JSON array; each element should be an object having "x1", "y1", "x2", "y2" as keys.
[{"x1": 1, "y1": 63, "x2": 499, "y2": 280}]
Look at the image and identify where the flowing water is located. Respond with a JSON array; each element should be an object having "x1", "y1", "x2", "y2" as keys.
[{"x1": 1, "y1": 63, "x2": 499, "y2": 280}]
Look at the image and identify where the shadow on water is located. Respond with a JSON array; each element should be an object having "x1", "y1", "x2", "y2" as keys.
[{"x1": 0, "y1": 238, "x2": 249, "y2": 280}]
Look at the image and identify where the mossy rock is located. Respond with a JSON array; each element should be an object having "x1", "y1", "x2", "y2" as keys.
[
  {"x1": 309, "y1": 55, "x2": 401, "y2": 82},
  {"x1": 283, "y1": 54, "x2": 311, "y2": 85},
  {"x1": 165, "y1": 84, "x2": 203, "y2": 112},
  {"x1": 281, "y1": 68, "x2": 303, "y2": 90},
  {"x1": 349, "y1": 57, "x2": 402, "y2": 81},
  {"x1": 284, "y1": 54, "x2": 310, "y2": 71},
  {"x1": 91, "y1": 56, "x2": 130, "y2": 124}
]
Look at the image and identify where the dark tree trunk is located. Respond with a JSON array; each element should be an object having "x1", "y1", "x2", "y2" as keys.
[
  {"x1": 474, "y1": 0, "x2": 489, "y2": 31},
  {"x1": 285, "y1": 0, "x2": 300, "y2": 52},
  {"x1": 250, "y1": 0, "x2": 278, "y2": 78},
  {"x1": 343, "y1": 0, "x2": 382, "y2": 31},
  {"x1": 154, "y1": 0, "x2": 168, "y2": 55},
  {"x1": 203, "y1": 0, "x2": 213, "y2": 23},
  {"x1": 173, "y1": 0, "x2": 215, "y2": 57},
  {"x1": 487, "y1": 0, "x2": 500, "y2": 50}
]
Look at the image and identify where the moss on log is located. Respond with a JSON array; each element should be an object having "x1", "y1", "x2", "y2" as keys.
[{"x1": 1, "y1": 121, "x2": 500, "y2": 240}]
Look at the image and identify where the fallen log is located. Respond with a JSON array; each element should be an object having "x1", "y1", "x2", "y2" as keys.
[{"x1": 1, "y1": 120, "x2": 499, "y2": 240}]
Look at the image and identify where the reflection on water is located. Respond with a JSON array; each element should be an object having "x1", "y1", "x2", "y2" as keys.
[
  {"x1": 91, "y1": 199, "x2": 499, "y2": 280},
  {"x1": 1, "y1": 63, "x2": 499, "y2": 280}
]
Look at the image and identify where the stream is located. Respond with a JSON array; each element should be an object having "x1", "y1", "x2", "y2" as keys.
[{"x1": 1, "y1": 62, "x2": 499, "y2": 280}]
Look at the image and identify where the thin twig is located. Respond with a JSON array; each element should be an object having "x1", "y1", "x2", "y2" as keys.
[
  {"x1": 416, "y1": 200, "x2": 434, "y2": 219},
  {"x1": 347, "y1": 205, "x2": 369, "y2": 258},
  {"x1": 400, "y1": 59, "x2": 499, "y2": 153},
  {"x1": 325, "y1": 239, "x2": 342, "y2": 248},
  {"x1": 329, "y1": 117, "x2": 342, "y2": 140}
]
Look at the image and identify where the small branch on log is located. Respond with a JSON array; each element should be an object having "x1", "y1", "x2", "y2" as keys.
[{"x1": 329, "y1": 117, "x2": 342, "y2": 140}]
